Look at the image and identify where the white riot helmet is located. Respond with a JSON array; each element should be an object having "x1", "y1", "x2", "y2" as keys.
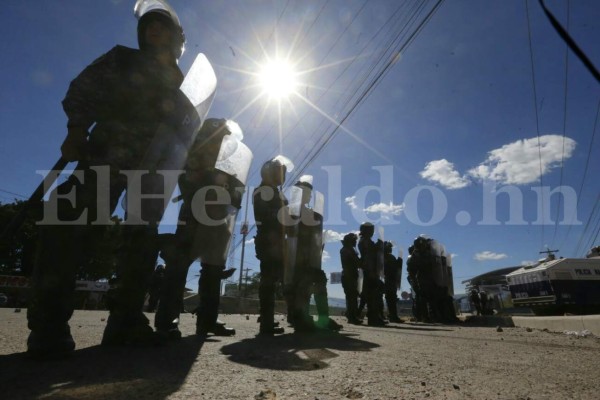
[
  {"x1": 260, "y1": 155, "x2": 294, "y2": 185},
  {"x1": 135, "y1": 0, "x2": 186, "y2": 59}
]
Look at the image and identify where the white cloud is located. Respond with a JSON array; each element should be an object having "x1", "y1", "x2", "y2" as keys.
[
  {"x1": 474, "y1": 251, "x2": 508, "y2": 261},
  {"x1": 346, "y1": 195, "x2": 404, "y2": 217},
  {"x1": 245, "y1": 237, "x2": 255, "y2": 245},
  {"x1": 468, "y1": 135, "x2": 577, "y2": 185},
  {"x1": 323, "y1": 229, "x2": 345, "y2": 243},
  {"x1": 345, "y1": 196, "x2": 358, "y2": 209},
  {"x1": 420, "y1": 159, "x2": 471, "y2": 189},
  {"x1": 420, "y1": 135, "x2": 577, "y2": 189},
  {"x1": 364, "y1": 201, "x2": 405, "y2": 216},
  {"x1": 322, "y1": 250, "x2": 330, "y2": 262}
]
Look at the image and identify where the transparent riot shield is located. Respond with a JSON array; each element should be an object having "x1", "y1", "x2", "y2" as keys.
[
  {"x1": 305, "y1": 209, "x2": 324, "y2": 270},
  {"x1": 284, "y1": 185, "x2": 303, "y2": 285},
  {"x1": 313, "y1": 190, "x2": 324, "y2": 219},
  {"x1": 429, "y1": 240, "x2": 447, "y2": 288},
  {"x1": 446, "y1": 253, "x2": 454, "y2": 297},
  {"x1": 287, "y1": 185, "x2": 304, "y2": 219},
  {"x1": 286, "y1": 184, "x2": 325, "y2": 284},
  {"x1": 124, "y1": 53, "x2": 217, "y2": 225},
  {"x1": 357, "y1": 268, "x2": 364, "y2": 293},
  {"x1": 376, "y1": 227, "x2": 385, "y2": 279},
  {"x1": 397, "y1": 247, "x2": 404, "y2": 289},
  {"x1": 284, "y1": 227, "x2": 298, "y2": 286},
  {"x1": 190, "y1": 134, "x2": 253, "y2": 266},
  {"x1": 215, "y1": 135, "x2": 253, "y2": 186},
  {"x1": 306, "y1": 191, "x2": 324, "y2": 270}
]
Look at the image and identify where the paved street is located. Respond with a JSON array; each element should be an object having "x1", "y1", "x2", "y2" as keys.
[{"x1": 1, "y1": 309, "x2": 599, "y2": 399}]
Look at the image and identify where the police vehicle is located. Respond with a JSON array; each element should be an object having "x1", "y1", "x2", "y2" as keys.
[{"x1": 506, "y1": 247, "x2": 600, "y2": 315}]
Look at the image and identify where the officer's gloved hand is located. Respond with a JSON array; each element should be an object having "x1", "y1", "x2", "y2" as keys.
[
  {"x1": 220, "y1": 268, "x2": 236, "y2": 280},
  {"x1": 61, "y1": 127, "x2": 89, "y2": 162}
]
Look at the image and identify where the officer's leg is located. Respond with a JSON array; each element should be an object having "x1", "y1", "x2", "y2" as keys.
[
  {"x1": 27, "y1": 167, "x2": 102, "y2": 357},
  {"x1": 154, "y1": 234, "x2": 193, "y2": 339},
  {"x1": 102, "y1": 168, "x2": 173, "y2": 345},
  {"x1": 291, "y1": 273, "x2": 315, "y2": 332},
  {"x1": 196, "y1": 264, "x2": 235, "y2": 336},
  {"x1": 342, "y1": 276, "x2": 360, "y2": 323},
  {"x1": 385, "y1": 286, "x2": 401, "y2": 322},
  {"x1": 258, "y1": 259, "x2": 283, "y2": 335},
  {"x1": 27, "y1": 224, "x2": 79, "y2": 357},
  {"x1": 314, "y1": 270, "x2": 342, "y2": 331},
  {"x1": 358, "y1": 281, "x2": 369, "y2": 315},
  {"x1": 349, "y1": 285, "x2": 361, "y2": 323},
  {"x1": 376, "y1": 279, "x2": 387, "y2": 321},
  {"x1": 366, "y1": 278, "x2": 383, "y2": 326},
  {"x1": 417, "y1": 292, "x2": 431, "y2": 322},
  {"x1": 283, "y1": 283, "x2": 295, "y2": 324},
  {"x1": 101, "y1": 224, "x2": 160, "y2": 345}
]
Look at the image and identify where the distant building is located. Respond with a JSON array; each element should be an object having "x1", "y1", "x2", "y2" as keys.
[{"x1": 0, "y1": 275, "x2": 109, "y2": 309}]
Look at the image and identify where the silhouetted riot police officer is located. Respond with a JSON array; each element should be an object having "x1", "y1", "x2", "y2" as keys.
[
  {"x1": 154, "y1": 118, "x2": 251, "y2": 338},
  {"x1": 253, "y1": 156, "x2": 294, "y2": 335},
  {"x1": 340, "y1": 233, "x2": 362, "y2": 324},
  {"x1": 286, "y1": 176, "x2": 341, "y2": 332},
  {"x1": 358, "y1": 222, "x2": 386, "y2": 326},
  {"x1": 383, "y1": 241, "x2": 402, "y2": 323},
  {"x1": 27, "y1": 0, "x2": 191, "y2": 357}
]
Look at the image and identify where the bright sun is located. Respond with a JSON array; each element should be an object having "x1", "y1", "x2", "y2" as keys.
[{"x1": 258, "y1": 59, "x2": 298, "y2": 100}]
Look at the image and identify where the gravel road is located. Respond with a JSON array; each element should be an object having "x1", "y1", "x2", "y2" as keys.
[{"x1": 1, "y1": 309, "x2": 599, "y2": 399}]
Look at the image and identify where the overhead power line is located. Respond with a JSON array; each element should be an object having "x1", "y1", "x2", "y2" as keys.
[
  {"x1": 525, "y1": 0, "x2": 545, "y2": 251},
  {"x1": 538, "y1": 0, "x2": 600, "y2": 83},
  {"x1": 551, "y1": 0, "x2": 570, "y2": 248},
  {"x1": 230, "y1": 0, "x2": 446, "y2": 253}
]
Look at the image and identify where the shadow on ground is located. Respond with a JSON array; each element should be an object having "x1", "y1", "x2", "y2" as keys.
[
  {"x1": 383, "y1": 322, "x2": 455, "y2": 332},
  {"x1": 0, "y1": 337, "x2": 203, "y2": 400},
  {"x1": 220, "y1": 331, "x2": 379, "y2": 371},
  {"x1": 461, "y1": 315, "x2": 515, "y2": 327}
]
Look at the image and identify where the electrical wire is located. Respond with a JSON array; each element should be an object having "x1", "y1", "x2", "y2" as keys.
[
  {"x1": 525, "y1": 0, "x2": 545, "y2": 250},
  {"x1": 559, "y1": 99, "x2": 600, "y2": 253},
  {"x1": 551, "y1": 0, "x2": 570, "y2": 247},
  {"x1": 229, "y1": 0, "x2": 446, "y2": 254}
]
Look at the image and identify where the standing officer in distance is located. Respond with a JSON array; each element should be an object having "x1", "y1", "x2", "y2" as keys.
[
  {"x1": 340, "y1": 233, "x2": 362, "y2": 324},
  {"x1": 252, "y1": 156, "x2": 294, "y2": 336}
]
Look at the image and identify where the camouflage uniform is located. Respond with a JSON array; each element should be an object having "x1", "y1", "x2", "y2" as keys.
[{"x1": 27, "y1": 45, "x2": 184, "y2": 354}]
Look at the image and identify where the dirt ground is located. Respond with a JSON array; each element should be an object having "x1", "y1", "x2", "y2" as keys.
[{"x1": 1, "y1": 309, "x2": 599, "y2": 400}]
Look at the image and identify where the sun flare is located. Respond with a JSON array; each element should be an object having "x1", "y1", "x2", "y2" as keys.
[{"x1": 258, "y1": 59, "x2": 298, "y2": 100}]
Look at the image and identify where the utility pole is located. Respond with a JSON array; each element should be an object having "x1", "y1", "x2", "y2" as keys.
[
  {"x1": 238, "y1": 188, "x2": 251, "y2": 293},
  {"x1": 539, "y1": 248, "x2": 559, "y2": 260},
  {"x1": 242, "y1": 267, "x2": 253, "y2": 298}
]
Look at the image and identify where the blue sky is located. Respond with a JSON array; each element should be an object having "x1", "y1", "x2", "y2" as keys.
[{"x1": 1, "y1": 0, "x2": 599, "y2": 298}]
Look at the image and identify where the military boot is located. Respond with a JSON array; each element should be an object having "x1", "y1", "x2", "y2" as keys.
[
  {"x1": 101, "y1": 312, "x2": 161, "y2": 346},
  {"x1": 387, "y1": 299, "x2": 402, "y2": 322},
  {"x1": 27, "y1": 324, "x2": 75, "y2": 359},
  {"x1": 317, "y1": 316, "x2": 343, "y2": 331}
]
